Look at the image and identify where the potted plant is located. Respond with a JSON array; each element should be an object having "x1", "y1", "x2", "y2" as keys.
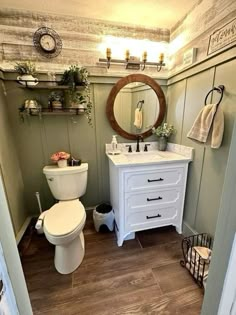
[
  {"x1": 60, "y1": 65, "x2": 93, "y2": 125},
  {"x1": 60, "y1": 65, "x2": 89, "y2": 87},
  {"x1": 152, "y1": 123, "x2": 176, "y2": 151},
  {"x1": 14, "y1": 61, "x2": 38, "y2": 86},
  {"x1": 51, "y1": 151, "x2": 70, "y2": 168},
  {"x1": 48, "y1": 91, "x2": 64, "y2": 110}
]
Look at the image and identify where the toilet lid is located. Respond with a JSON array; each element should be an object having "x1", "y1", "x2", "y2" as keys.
[{"x1": 44, "y1": 200, "x2": 85, "y2": 237}]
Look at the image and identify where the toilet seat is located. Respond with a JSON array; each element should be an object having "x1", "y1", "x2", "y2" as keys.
[{"x1": 44, "y1": 200, "x2": 85, "y2": 237}]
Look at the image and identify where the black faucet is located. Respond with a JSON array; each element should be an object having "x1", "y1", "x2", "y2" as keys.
[{"x1": 136, "y1": 135, "x2": 143, "y2": 152}]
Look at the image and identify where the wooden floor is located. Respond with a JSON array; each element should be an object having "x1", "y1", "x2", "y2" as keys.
[{"x1": 19, "y1": 213, "x2": 203, "y2": 315}]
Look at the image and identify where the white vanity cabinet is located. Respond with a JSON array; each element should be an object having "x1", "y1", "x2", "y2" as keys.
[{"x1": 107, "y1": 144, "x2": 193, "y2": 246}]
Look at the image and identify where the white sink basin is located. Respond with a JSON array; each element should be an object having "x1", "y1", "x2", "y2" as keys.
[{"x1": 123, "y1": 152, "x2": 163, "y2": 163}]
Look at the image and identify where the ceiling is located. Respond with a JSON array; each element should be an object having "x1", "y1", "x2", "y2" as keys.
[{"x1": 1, "y1": 0, "x2": 200, "y2": 29}]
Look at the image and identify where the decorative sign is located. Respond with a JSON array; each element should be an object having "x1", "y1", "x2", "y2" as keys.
[
  {"x1": 183, "y1": 48, "x2": 197, "y2": 68},
  {"x1": 208, "y1": 18, "x2": 236, "y2": 55}
]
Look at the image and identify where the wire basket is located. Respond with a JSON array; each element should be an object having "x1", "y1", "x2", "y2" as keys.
[{"x1": 180, "y1": 233, "x2": 213, "y2": 288}]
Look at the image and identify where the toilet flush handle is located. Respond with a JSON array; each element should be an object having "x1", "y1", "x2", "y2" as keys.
[{"x1": 48, "y1": 177, "x2": 54, "y2": 181}]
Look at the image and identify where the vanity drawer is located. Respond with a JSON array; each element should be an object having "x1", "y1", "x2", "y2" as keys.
[
  {"x1": 125, "y1": 187, "x2": 182, "y2": 213},
  {"x1": 126, "y1": 206, "x2": 178, "y2": 231},
  {"x1": 125, "y1": 167, "x2": 184, "y2": 192}
]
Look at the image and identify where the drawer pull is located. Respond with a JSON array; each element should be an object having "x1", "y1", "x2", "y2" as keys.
[
  {"x1": 146, "y1": 214, "x2": 162, "y2": 219},
  {"x1": 147, "y1": 178, "x2": 164, "y2": 182},
  {"x1": 147, "y1": 197, "x2": 163, "y2": 201}
]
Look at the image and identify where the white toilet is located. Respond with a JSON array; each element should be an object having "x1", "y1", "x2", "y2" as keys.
[{"x1": 42, "y1": 163, "x2": 88, "y2": 274}]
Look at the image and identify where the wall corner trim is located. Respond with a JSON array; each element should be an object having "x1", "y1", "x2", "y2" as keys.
[{"x1": 183, "y1": 221, "x2": 198, "y2": 237}]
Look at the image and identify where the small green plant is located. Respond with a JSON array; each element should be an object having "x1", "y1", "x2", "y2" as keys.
[
  {"x1": 152, "y1": 123, "x2": 176, "y2": 138},
  {"x1": 60, "y1": 65, "x2": 92, "y2": 126},
  {"x1": 60, "y1": 65, "x2": 89, "y2": 87},
  {"x1": 14, "y1": 61, "x2": 36, "y2": 75},
  {"x1": 48, "y1": 91, "x2": 64, "y2": 103}
]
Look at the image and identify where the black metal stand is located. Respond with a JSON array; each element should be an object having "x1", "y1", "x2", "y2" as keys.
[{"x1": 180, "y1": 233, "x2": 213, "y2": 288}]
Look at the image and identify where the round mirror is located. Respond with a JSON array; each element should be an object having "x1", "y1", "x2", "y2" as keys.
[{"x1": 106, "y1": 74, "x2": 166, "y2": 140}]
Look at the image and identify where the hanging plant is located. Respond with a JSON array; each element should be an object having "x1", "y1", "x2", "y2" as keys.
[{"x1": 60, "y1": 65, "x2": 92, "y2": 126}]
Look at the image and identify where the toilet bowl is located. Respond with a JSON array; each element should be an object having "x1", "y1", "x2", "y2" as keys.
[
  {"x1": 42, "y1": 164, "x2": 88, "y2": 274},
  {"x1": 44, "y1": 200, "x2": 86, "y2": 274}
]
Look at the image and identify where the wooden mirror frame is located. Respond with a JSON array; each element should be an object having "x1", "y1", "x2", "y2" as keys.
[{"x1": 106, "y1": 74, "x2": 166, "y2": 140}]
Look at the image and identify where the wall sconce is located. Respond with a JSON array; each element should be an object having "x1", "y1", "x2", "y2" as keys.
[{"x1": 99, "y1": 49, "x2": 165, "y2": 72}]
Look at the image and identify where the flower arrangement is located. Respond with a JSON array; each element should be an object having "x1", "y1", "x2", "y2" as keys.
[
  {"x1": 152, "y1": 123, "x2": 176, "y2": 138},
  {"x1": 51, "y1": 151, "x2": 70, "y2": 162}
]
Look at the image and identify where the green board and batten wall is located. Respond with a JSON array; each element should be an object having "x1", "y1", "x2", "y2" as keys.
[
  {"x1": 0, "y1": 73, "x2": 27, "y2": 236},
  {"x1": 167, "y1": 55, "x2": 236, "y2": 236},
  {"x1": 2, "y1": 76, "x2": 167, "y2": 212},
  {"x1": 2, "y1": 49, "x2": 236, "y2": 240},
  {"x1": 0, "y1": 0, "x2": 236, "y2": 241}
]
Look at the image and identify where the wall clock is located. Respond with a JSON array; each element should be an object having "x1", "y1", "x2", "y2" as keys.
[{"x1": 33, "y1": 27, "x2": 62, "y2": 58}]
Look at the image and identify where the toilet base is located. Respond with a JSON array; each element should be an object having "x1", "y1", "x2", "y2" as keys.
[{"x1": 54, "y1": 232, "x2": 85, "y2": 274}]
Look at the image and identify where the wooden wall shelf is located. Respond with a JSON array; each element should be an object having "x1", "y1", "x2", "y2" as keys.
[
  {"x1": 17, "y1": 80, "x2": 88, "y2": 119},
  {"x1": 20, "y1": 107, "x2": 86, "y2": 116},
  {"x1": 18, "y1": 83, "x2": 85, "y2": 90}
]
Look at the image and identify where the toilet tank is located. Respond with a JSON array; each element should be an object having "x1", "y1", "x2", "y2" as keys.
[{"x1": 43, "y1": 163, "x2": 88, "y2": 200}]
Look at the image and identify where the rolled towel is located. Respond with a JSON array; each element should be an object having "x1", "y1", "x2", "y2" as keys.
[
  {"x1": 194, "y1": 246, "x2": 212, "y2": 262},
  {"x1": 186, "y1": 246, "x2": 212, "y2": 287}
]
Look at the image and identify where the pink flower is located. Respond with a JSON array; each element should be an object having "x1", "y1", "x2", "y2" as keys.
[{"x1": 51, "y1": 151, "x2": 70, "y2": 161}]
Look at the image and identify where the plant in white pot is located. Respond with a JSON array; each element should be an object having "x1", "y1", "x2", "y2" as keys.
[
  {"x1": 15, "y1": 61, "x2": 38, "y2": 86},
  {"x1": 152, "y1": 123, "x2": 176, "y2": 151}
]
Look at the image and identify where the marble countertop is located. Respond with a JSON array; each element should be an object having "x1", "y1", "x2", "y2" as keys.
[{"x1": 106, "y1": 142, "x2": 194, "y2": 167}]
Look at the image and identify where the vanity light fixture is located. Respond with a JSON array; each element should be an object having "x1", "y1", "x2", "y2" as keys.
[{"x1": 99, "y1": 48, "x2": 165, "y2": 72}]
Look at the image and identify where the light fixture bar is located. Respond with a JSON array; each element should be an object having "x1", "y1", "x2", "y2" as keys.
[{"x1": 98, "y1": 58, "x2": 165, "y2": 71}]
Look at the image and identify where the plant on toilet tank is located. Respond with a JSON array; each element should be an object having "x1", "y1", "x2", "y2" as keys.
[{"x1": 51, "y1": 151, "x2": 70, "y2": 168}]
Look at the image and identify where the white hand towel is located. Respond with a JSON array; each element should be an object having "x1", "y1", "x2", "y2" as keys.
[
  {"x1": 211, "y1": 106, "x2": 224, "y2": 149},
  {"x1": 187, "y1": 104, "x2": 217, "y2": 143},
  {"x1": 134, "y1": 108, "x2": 142, "y2": 129},
  {"x1": 187, "y1": 103, "x2": 224, "y2": 149}
]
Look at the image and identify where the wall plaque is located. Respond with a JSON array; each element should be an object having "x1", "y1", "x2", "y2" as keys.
[{"x1": 208, "y1": 18, "x2": 236, "y2": 55}]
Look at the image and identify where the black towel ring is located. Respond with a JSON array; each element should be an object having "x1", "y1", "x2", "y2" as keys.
[
  {"x1": 136, "y1": 100, "x2": 144, "y2": 111},
  {"x1": 204, "y1": 85, "x2": 225, "y2": 107}
]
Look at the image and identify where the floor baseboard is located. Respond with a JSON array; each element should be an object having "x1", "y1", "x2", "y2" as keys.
[
  {"x1": 16, "y1": 216, "x2": 34, "y2": 245},
  {"x1": 182, "y1": 221, "x2": 198, "y2": 236}
]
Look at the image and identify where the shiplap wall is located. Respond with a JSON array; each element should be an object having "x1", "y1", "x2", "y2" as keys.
[
  {"x1": 0, "y1": 1, "x2": 235, "y2": 75},
  {"x1": 169, "y1": 0, "x2": 236, "y2": 73},
  {"x1": 0, "y1": 8, "x2": 169, "y2": 75}
]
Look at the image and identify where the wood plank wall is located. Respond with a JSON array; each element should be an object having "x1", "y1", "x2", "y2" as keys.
[
  {"x1": 169, "y1": 0, "x2": 236, "y2": 74},
  {"x1": 0, "y1": 8, "x2": 169, "y2": 74}
]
